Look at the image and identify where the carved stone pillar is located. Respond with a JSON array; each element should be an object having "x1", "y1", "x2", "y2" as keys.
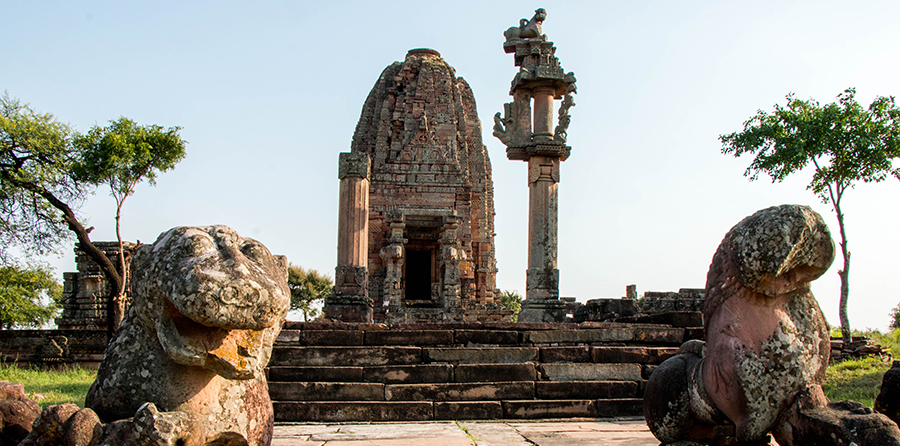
[
  {"x1": 440, "y1": 216, "x2": 463, "y2": 310},
  {"x1": 494, "y1": 8, "x2": 576, "y2": 323},
  {"x1": 380, "y1": 221, "x2": 406, "y2": 308},
  {"x1": 324, "y1": 152, "x2": 373, "y2": 322}
]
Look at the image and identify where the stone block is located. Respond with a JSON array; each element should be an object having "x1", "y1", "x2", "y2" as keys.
[
  {"x1": 385, "y1": 382, "x2": 534, "y2": 401},
  {"x1": 646, "y1": 311, "x2": 703, "y2": 328},
  {"x1": 298, "y1": 330, "x2": 364, "y2": 346},
  {"x1": 424, "y1": 347, "x2": 538, "y2": 364},
  {"x1": 363, "y1": 364, "x2": 453, "y2": 383},
  {"x1": 642, "y1": 364, "x2": 658, "y2": 380},
  {"x1": 684, "y1": 327, "x2": 705, "y2": 341},
  {"x1": 454, "y1": 364, "x2": 536, "y2": 382},
  {"x1": 434, "y1": 401, "x2": 503, "y2": 420},
  {"x1": 591, "y1": 346, "x2": 679, "y2": 364},
  {"x1": 535, "y1": 381, "x2": 638, "y2": 399},
  {"x1": 365, "y1": 330, "x2": 454, "y2": 346},
  {"x1": 540, "y1": 346, "x2": 591, "y2": 363},
  {"x1": 540, "y1": 363, "x2": 643, "y2": 381},
  {"x1": 267, "y1": 366, "x2": 363, "y2": 382},
  {"x1": 275, "y1": 330, "x2": 299, "y2": 344},
  {"x1": 632, "y1": 327, "x2": 685, "y2": 344},
  {"x1": 273, "y1": 402, "x2": 433, "y2": 422},
  {"x1": 524, "y1": 328, "x2": 634, "y2": 344},
  {"x1": 502, "y1": 400, "x2": 597, "y2": 419},
  {"x1": 270, "y1": 347, "x2": 422, "y2": 366},
  {"x1": 268, "y1": 382, "x2": 383, "y2": 401},
  {"x1": 454, "y1": 330, "x2": 519, "y2": 345},
  {"x1": 595, "y1": 398, "x2": 644, "y2": 417}
]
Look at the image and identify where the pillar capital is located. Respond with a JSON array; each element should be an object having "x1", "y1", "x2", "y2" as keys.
[{"x1": 338, "y1": 152, "x2": 370, "y2": 180}]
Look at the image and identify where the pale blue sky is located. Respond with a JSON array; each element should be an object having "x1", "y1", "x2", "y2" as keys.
[{"x1": 4, "y1": 1, "x2": 899, "y2": 329}]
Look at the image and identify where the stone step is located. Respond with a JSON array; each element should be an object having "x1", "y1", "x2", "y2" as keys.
[
  {"x1": 268, "y1": 364, "x2": 455, "y2": 383},
  {"x1": 276, "y1": 329, "x2": 525, "y2": 347},
  {"x1": 273, "y1": 399, "x2": 645, "y2": 422},
  {"x1": 539, "y1": 363, "x2": 643, "y2": 381},
  {"x1": 522, "y1": 326, "x2": 684, "y2": 345},
  {"x1": 591, "y1": 346, "x2": 679, "y2": 364},
  {"x1": 270, "y1": 346, "x2": 422, "y2": 366},
  {"x1": 423, "y1": 347, "x2": 539, "y2": 364},
  {"x1": 384, "y1": 381, "x2": 535, "y2": 401},
  {"x1": 535, "y1": 381, "x2": 638, "y2": 400},
  {"x1": 269, "y1": 382, "x2": 384, "y2": 401}
]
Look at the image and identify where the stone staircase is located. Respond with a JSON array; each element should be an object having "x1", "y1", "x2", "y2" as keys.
[{"x1": 268, "y1": 317, "x2": 702, "y2": 421}]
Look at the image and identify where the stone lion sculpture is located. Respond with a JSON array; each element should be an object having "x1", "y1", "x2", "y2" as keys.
[
  {"x1": 503, "y1": 8, "x2": 546, "y2": 41},
  {"x1": 23, "y1": 226, "x2": 289, "y2": 446},
  {"x1": 644, "y1": 205, "x2": 900, "y2": 445}
]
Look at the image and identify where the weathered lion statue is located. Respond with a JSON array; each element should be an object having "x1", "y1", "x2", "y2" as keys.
[
  {"x1": 503, "y1": 8, "x2": 546, "y2": 41},
  {"x1": 644, "y1": 205, "x2": 900, "y2": 445},
  {"x1": 23, "y1": 226, "x2": 289, "y2": 446}
]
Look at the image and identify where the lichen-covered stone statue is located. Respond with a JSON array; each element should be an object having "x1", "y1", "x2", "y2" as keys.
[
  {"x1": 24, "y1": 226, "x2": 290, "y2": 446},
  {"x1": 644, "y1": 205, "x2": 900, "y2": 445}
]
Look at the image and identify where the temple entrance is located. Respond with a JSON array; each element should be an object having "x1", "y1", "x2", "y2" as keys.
[{"x1": 404, "y1": 249, "x2": 433, "y2": 304}]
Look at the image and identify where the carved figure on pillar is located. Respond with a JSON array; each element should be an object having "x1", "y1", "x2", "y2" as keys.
[{"x1": 495, "y1": 8, "x2": 576, "y2": 323}]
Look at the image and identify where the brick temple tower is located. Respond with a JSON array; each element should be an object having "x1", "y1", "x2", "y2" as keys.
[{"x1": 325, "y1": 48, "x2": 508, "y2": 323}]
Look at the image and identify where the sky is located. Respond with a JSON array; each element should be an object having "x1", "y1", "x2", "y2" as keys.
[{"x1": 3, "y1": 1, "x2": 900, "y2": 330}]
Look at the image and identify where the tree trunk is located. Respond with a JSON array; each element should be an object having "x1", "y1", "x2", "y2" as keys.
[
  {"x1": 36, "y1": 187, "x2": 123, "y2": 337},
  {"x1": 111, "y1": 198, "x2": 128, "y2": 333},
  {"x1": 835, "y1": 201, "x2": 852, "y2": 349}
]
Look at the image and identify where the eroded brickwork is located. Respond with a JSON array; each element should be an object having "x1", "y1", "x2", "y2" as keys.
[
  {"x1": 349, "y1": 49, "x2": 500, "y2": 322},
  {"x1": 56, "y1": 242, "x2": 136, "y2": 330}
]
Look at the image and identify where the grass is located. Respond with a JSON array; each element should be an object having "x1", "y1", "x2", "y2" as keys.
[
  {"x1": 822, "y1": 356, "x2": 890, "y2": 407},
  {"x1": 0, "y1": 364, "x2": 96, "y2": 409}
]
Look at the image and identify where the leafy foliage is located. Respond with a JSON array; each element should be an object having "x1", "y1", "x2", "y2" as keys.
[
  {"x1": 73, "y1": 117, "x2": 186, "y2": 296},
  {"x1": 287, "y1": 264, "x2": 333, "y2": 322},
  {"x1": 0, "y1": 93, "x2": 82, "y2": 261},
  {"x1": 721, "y1": 88, "x2": 900, "y2": 343},
  {"x1": 0, "y1": 263, "x2": 62, "y2": 329},
  {"x1": 891, "y1": 304, "x2": 900, "y2": 331},
  {"x1": 499, "y1": 289, "x2": 522, "y2": 322}
]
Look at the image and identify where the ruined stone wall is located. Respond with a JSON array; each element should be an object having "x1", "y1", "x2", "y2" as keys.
[
  {"x1": 349, "y1": 49, "x2": 498, "y2": 321},
  {"x1": 56, "y1": 242, "x2": 136, "y2": 330}
]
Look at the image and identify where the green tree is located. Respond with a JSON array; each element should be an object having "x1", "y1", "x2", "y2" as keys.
[
  {"x1": 720, "y1": 88, "x2": 900, "y2": 346},
  {"x1": 0, "y1": 93, "x2": 186, "y2": 333},
  {"x1": 287, "y1": 265, "x2": 333, "y2": 322},
  {"x1": 499, "y1": 289, "x2": 522, "y2": 322},
  {"x1": 0, "y1": 263, "x2": 62, "y2": 329},
  {"x1": 73, "y1": 117, "x2": 186, "y2": 326}
]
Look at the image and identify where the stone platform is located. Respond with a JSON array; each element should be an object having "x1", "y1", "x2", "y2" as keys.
[{"x1": 272, "y1": 419, "x2": 661, "y2": 445}]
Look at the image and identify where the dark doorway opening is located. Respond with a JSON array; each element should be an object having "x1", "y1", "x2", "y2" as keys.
[{"x1": 405, "y1": 249, "x2": 432, "y2": 303}]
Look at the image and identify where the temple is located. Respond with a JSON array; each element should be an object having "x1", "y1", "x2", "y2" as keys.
[{"x1": 325, "y1": 49, "x2": 509, "y2": 323}]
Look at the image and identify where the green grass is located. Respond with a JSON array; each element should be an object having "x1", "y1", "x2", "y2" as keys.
[
  {"x1": 822, "y1": 356, "x2": 890, "y2": 407},
  {"x1": 0, "y1": 364, "x2": 96, "y2": 409}
]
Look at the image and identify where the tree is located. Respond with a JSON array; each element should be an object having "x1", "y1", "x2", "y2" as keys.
[
  {"x1": 0, "y1": 262, "x2": 62, "y2": 329},
  {"x1": 287, "y1": 265, "x2": 333, "y2": 322},
  {"x1": 73, "y1": 117, "x2": 186, "y2": 326},
  {"x1": 720, "y1": 88, "x2": 900, "y2": 346},
  {"x1": 0, "y1": 93, "x2": 185, "y2": 333},
  {"x1": 499, "y1": 289, "x2": 522, "y2": 322}
]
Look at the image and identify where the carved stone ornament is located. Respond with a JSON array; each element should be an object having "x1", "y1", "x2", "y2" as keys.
[{"x1": 338, "y1": 152, "x2": 370, "y2": 180}]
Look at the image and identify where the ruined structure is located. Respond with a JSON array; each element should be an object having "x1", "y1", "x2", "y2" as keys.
[
  {"x1": 56, "y1": 242, "x2": 136, "y2": 331},
  {"x1": 326, "y1": 48, "x2": 504, "y2": 323},
  {"x1": 494, "y1": 8, "x2": 576, "y2": 322}
]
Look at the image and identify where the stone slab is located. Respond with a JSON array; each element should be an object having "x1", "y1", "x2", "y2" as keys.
[
  {"x1": 424, "y1": 347, "x2": 538, "y2": 364},
  {"x1": 595, "y1": 398, "x2": 644, "y2": 417},
  {"x1": 298, "y1": 330, "x2": 365, "y2": 346},
  {"x1": 540, "y1": 346, "x2": 591, "y2": 363},
  {"x1": 590, "y1": 346, "x2": 678, "y2": 365},
  {"x1": 271, "y1": 347, "x2": 422, "y2": 366},
  {"x1": 503, "y1": 400, "x2": 597, "y2": 419},
  {"x1": 269, "y1": 382, "x2": 384, "y2": 401},
  {"x1": 365, "y1": 330, "x2": 454, "y2": 346},
  {"x1": 631, "y1": 327, "x2": 684, "y2": 344},
  {"x1": 540, "y1": 363, "x2": 643, "y2": 381},
  {"x1": 385, "y1": 382, "x2": 534, "y2": 401},
  {"x1": 274, "y1": 402, "x2": 433, "y2": 422},
  {"x1": 535, "y1": 381, "x2": 638, "y2": 400},
  {"x1": 524, "y1": 328, "x2": 634, "y2": 344},
  {"x1": 267, "y1": 366, "x2": 364, "y2": 382},
  {"x1": 454, "y1": 363, "x2": 536, "y2": 382},
  {"x1": 434, "y1": 401, "x2": 503, "y2": 420},
  {"x1": 363, "y1": 364, "x2": 453, "y2": 383},
  {"x1": 454, "y1": 329, "x2": 519, "y2": 345}
]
